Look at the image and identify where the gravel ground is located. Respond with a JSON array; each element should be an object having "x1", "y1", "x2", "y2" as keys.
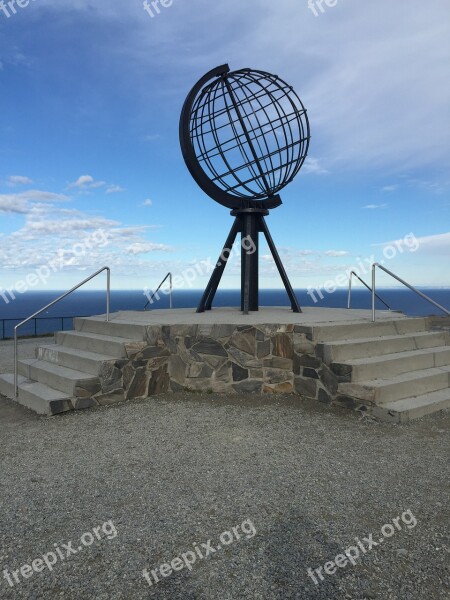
[{"x1": 0, "y1": 383, "x2": 449, "y2": 600}]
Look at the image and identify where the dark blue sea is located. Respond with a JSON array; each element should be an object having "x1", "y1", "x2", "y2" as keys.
[{"x1": 1, "y1": 288, "x2": 449, "y2": 339}]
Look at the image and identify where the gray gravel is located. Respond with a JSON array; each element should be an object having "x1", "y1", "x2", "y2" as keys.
[{"x1": 0, "y1": 379, "x2": 449, "y2": 598}]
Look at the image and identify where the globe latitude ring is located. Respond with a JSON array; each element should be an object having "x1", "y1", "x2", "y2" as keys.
[{"x1": 179, "y1": 64, "x2": 310, "y2": 210}]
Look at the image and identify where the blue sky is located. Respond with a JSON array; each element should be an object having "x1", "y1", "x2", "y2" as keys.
[{"x1": 0, "y1": 0, "x2": 449, "y2": 294}]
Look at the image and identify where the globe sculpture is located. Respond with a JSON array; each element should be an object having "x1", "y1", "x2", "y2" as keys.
[{"x1": 179, "y1": 64, "x2": 310, "y2": 313}]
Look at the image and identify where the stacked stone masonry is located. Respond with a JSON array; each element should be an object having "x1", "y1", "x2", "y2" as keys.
[{"x1": 90, "y1": 323, "x2": 336, "y2": 407}]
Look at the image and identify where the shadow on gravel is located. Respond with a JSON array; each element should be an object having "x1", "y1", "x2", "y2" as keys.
[{"x1": 263, "y1": 511, "x2": 346, "y2": 599}]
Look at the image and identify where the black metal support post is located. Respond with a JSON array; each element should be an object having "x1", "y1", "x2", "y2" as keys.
[
  {"x1": 241, "y1": 211, "x2": 260, "y2": 314},
  {"x1": 259, "y1": 216, "x2": 301, "y2": 313},
  {"x1": 196, "y1": 209, "x2": 301, "y2": 314},
  {"x1": 197, "y1": 219, "x2": 241, "y2": 313}
]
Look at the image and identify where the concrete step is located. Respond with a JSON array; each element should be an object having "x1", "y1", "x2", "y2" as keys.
[
  {"x1": 37, "y1": 344, "x2": 116, "y2": 376},
  {"x1": 19, "y1": 358, "x2": 100, "y2": 396},
  {"x1": 73, "y1": 315, "x2": 147, "y2": 340},
  {"x1": 338, "y1": 366, "x2": 450, "y2": 405},
  {"x1": 320, "y1": 331, "x2": 447, "y2": 363},
  {"x1": 371, "y1": 388, "x2": 450, "y2": 423},
  {"x1": 311, "y1": 317, "x2": 427, "y2": 342},
  {"x1": 336, "y1": 346, "x2": 450, "y2": 382},
  {"x1": 55, "y1": 330, "x2": 134, "y2": 357},
  {"x1": 0, "y1": 373, "x2": 73, "y2": 416}
]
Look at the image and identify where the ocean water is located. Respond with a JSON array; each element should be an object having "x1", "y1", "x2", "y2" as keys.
[{"x1": 1, "y1": 288, "x2": 449, "y2": 339}]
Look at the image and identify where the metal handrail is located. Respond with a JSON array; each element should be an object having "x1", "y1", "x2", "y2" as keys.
[
  {"x1": 347, "y1": 270, "x2": 391, "y2": 311},
  {"x1": 14, "y1": 266, "x2": 110, "y2": 398},
  {"x1": 144, "y1": 273, "x2": 172, "y2": 310},
  {"x1": 372, "y1": 263, "x2": 450, "y2": 322}
]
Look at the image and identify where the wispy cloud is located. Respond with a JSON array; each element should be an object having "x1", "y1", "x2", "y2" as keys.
[
  {"x1": 0, "y1": 190, "x2": 69, "y2": 214},
  {"x1": 143, "y1": 134, "x2": 162, "y2": 142},
  {"x1": 68, "y1": 175, "x2": 125, "y2": 195},
  {"x1": 7, "y1": 175, "x2": 33, "y2": 186},
  {"x1": 0, "y1": 197, "x2": 29, "y2": 214},
  {"x1": 0, "y1": 182, "x2": 173, "y2": 275},
  {"x1": 325, "y1": 250, "x2": 349, "y2": 257},
  {"x1": 141, "y1": 199, "x2": 153, "y2": 207},
  {"x1": 106, "y1": 184, "x2": 125, "y2": 194},
  {"x1": 381, "y1": 185, "x2": 398, "y2": 193},
  {"x1": 363, "y1": 203, "x2": 388, "y2": 210},
  {"x1": 302, "y1": 157, "x2": 328, "y2": 175},
  {"x1": 68, "y1": 175, "x2": 105, "y2": 190},
  {"x1": 125, "y1": 242, "x2": 173, "y2": 255},
  {"x1": 413, "y1": 232, "x2": 450, "y2": 255},
  {"x1": 408, "y1": 177, "x2": 449, "y2": 195}
]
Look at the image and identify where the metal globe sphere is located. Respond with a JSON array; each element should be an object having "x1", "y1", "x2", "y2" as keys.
[{"x1": 180, "y1": 65, "x2": 310, "y2": 210}]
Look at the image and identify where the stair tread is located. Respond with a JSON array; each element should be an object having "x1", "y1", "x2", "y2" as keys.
[
  {"x1": 380, "y1": 388, "x2": 450, "y2": 412},
  {"x1": 58, "y1": 330, "x2": 139, "y2": 344},
  {"x1": 312, "y1": 317, "x2": 422, "y2": 327},
  {"x1": 341, "y1": 365, "x2": 450, "y2": 388},
  {"x1": 39, "y1": 344, "x2": 117, "y2": 362},
  {"x1": 337, "y1": 345, "x2": 450, "y2": 366},
  {"x1": 81, "y1": 316, "x2": 146, "y2": 325},
  {"x1": 326, "y1": 331, "x2": 442, "y2": 347},
  {"x1": 0, "y1": 373, "x2": 71, "y2": 400},
  {"x1": 20, "y1": 358, "x2": 97, "y2": 381}
]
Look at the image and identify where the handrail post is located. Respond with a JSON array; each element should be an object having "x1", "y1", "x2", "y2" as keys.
[
  {"x1": 144, "y1": 272, "x2": 173, "y2": 310},
  {"x1": 106, "y1": 267, "x2": 110, "y2": 322},
  {"x1": 372, "y1": 264, "x2": 376, "y2": 322},
  {"x1": 347, "y1": 272, "x2": 353, "y2": 309},
  {"x1": 14, "y1": 328, "x2": 18, "y2": 398}
]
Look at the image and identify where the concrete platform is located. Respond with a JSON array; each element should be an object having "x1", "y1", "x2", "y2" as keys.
[
  {"x1": 1, "y1": 307, "x2": 449, "y2": 422},
  {"x1": 101, "y1": 306, "x2": 405, "y2": 326}
]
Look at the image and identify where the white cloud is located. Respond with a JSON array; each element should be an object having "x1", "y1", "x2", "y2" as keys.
[
  {"x1": 39, "y1": 1, "x2": 449, "y2": 172},
  {"x1": 7, "y1": 1, "x2": 449, "y2": 177},
  {"x1": 414, "y1": 232, "x2": 450, "y2": 255},
  {"x1": 23, "y1": 190, "x2": 69, "y2": 202},
  {"x1": 381, "y1": 185, "x2": 398, "y2": 193},
  {"x1": 68, "y1": 175, "x2": 106, "y2": 190},
  {"x1": 143, "y1": 134, "x2": 162, "y2": 142},
  {"x1": 0, "y1": 197, "x2": 28, "y2": 214},
  {"x1": 8, "y1": 175, "x2": 33, "y2": 186},
  {"x1": 407, "y1": 177, "x2": 449, "y2": 195},
  {"x1": 142, "y1": 199, "x2": 153, "y2": 207},
  {"x1": 325, "y1": 250, "x2": 349, "y2": 257},
  {"x1": 125, "y1": 242, "x2": 173, "y2": 255},
  {"x1": 302, "y1": 157, "x2": 328, "y2": 175},
  {"x1": 12, "y1": 218, "x2": 119, "y2": 238},
  {"x1": 105, "y1": 184, "x2": 125, "y2": 194},
  {"x1": 69, "y1": 175, "x2": 95, "y2": 188},
  {"x1": 0, "y1": 190, "x2": 69, "y2": 214},
  {"x1": 363, "y1": 204, "x2": 388, "y2": 210},
  {"x1": 68, "y1": 175, "x2": 125, "y2": 194},
  {"x1": 0, "y1": 179, "x2": 172, "y2": 278},
  {"x1": 24, "y1": 190, "x2": 69, "y2": 202}
]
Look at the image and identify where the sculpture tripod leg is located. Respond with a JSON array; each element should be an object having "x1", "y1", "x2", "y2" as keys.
[
  {"x1": 196, "y1": 212, "x2": 301, "y2": 314},
  {"x1": 197, "y1": 218, "x2": 241, "y2": 313},
  {"x1": 258, "y1": 215, "x2": 301, "y2": 313}
]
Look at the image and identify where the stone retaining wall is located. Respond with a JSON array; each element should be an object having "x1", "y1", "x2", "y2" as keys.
[{"x1": 95, "y1": 323, "x2": 339, "y2": 405}]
